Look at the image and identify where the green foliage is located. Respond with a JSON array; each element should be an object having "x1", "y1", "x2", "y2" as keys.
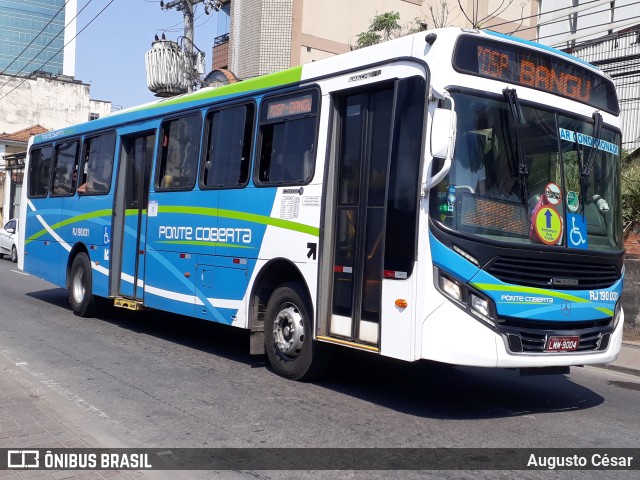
[
  {"x1": 369, "y1": 11, "x2": 401, "y2": 40},
  {"x1": 622, "y1": 155, "x2": 640, "y2": 230},
  {"x1": 356, "y1": 11, "x2": 416, "y2": 49},
  {"x1": 355, "y1": 30, "x2": 382, "y2": 49}
]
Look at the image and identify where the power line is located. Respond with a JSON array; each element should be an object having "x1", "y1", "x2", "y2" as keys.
[
  {"x1": 486, "y1": 0, "x2": 616, "y2": 32},
  {"x1": 0, "y1": 0, "x2": 117, "y2": 103},
  {"x1": 0, "y1": 0, "x2": 94, "y2": 90},
  {"x1": 0, "y1": 0, "x2": 71, "y2": 76},
  {"x1": 484, "y1": 0, "x2": 640, "y2": 45}
]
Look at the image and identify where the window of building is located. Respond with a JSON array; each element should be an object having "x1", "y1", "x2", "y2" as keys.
[
  {"x1": 201, "y1": 104, "x2": 254, "y2": 188},
  {"x1": 28, "y1": 145, "x2": 53, "y2": 198},
  {"x1": 51, "y1": 140, "x2": 80, "y2": 196},
  {"x1": 256, "y1": 90, "x2": 319, "y2": 185},
  {"x1": 79, "y1": 132, "x2": 116, "y2": 195},
  {"x1": 89, "y1": 112, "x2": 100, "y2": 121},
  {"x1": 157, "y1": 114, "x2": 202, "y2": 190}
]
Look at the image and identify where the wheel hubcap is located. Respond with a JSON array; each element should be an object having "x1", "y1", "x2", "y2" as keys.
[
  {"x1": 72, "y1": 270, "x2": 85, "y2": 304},
  {"x1": 273, "y1": 303, "x2": 304, "y2": 359}
]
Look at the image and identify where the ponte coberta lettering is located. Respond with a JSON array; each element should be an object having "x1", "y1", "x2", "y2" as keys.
[{"x1": 159, "y1": 225, "x2": 252, "y2": 244}]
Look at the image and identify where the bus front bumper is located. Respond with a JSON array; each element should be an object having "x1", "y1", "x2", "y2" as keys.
[{"x1": 420, "y1": 300, "x2": 623, "y2": 368}]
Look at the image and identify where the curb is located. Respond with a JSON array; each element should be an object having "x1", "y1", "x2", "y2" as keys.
[{"x1": 592, "y1": 341, "x2": 640, "y2": 377}]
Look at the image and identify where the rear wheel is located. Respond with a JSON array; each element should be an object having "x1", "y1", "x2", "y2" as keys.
[
  {"x1": 10, "y1": 245, "x2": 17, "y2": 263},
  {"x1": 264, "y1": 282, "x2": 318, "y2": 381},
  {"x1": 69, "y1": 253, "x2": 97, "y2": 317}
]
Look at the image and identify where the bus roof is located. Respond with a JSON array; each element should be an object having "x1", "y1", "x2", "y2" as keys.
[{"x1": 32, "y1": 27, "x2": 609, "y2": 145}]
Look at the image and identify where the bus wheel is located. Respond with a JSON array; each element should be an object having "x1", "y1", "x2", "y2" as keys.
[
  {"x1": 265, "y1": 282, "x2": 316, "y2": 380},
  {"x1": 69, "y1": 253, "x2": 96, "y2": 317},
  {"x1": 11, "y1": 246, "x2": 17, "y2": 263}
]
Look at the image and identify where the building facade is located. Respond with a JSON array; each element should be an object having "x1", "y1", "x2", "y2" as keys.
[
  {"x1": 0, "y1": 72, "x2": 111, "y2": 133},
  {"x1": 0, "y1": 0, "x2": 77, "y2": 77},
  {"x1": 537, "y1": 0, "x2": 640, "y2": 153},
  {"x1": 217, "y1": 0, "x2": 539, "y2": 80}
]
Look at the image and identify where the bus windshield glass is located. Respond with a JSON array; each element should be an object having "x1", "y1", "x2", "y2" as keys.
[{"x1": 430, "y1": 91, "x2": 623, "y2": 252}]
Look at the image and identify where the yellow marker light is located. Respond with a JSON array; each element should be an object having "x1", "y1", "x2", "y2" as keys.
[{"x1": 395, "y1": 299, "x2": 408, "y2": 308}]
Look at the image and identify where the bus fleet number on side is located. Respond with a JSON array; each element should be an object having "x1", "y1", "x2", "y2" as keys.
[{"x1": 72, "y1": 227, "x2": 90, "y2": 237}]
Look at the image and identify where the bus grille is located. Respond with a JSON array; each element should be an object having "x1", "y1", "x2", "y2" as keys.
[
  {"x1": 499, "y1": 318, "x2": 613, "y2": 354},
  {"x1": 486, "y1": 256, "x2": 620, "y2": 290}
]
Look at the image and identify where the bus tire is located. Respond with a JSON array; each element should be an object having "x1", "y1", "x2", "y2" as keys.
[
  {"x1": 11, "y1": 246, "x2": 17, "y2": 263},
  {"x1": 69, "y1": 253, "x2": 97, "y2": 317},
  {"x1": 264, "y1": 282, "x2": 317, "y2": 381}
]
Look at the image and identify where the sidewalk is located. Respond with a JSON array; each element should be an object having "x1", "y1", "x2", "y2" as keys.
[
  {"x1": 0, "y1": 362, "x2": 142, "y2": 480},
  {"x1": 598, "y1": 340, "x2": 640, "y2": 377}
]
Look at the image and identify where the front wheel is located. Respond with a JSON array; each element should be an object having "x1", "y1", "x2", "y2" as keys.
[
  {"x1": 264, "y1": 282, "x2": 318, "y2": 381},
  {"x1": 10, "y1": 245, "x2": 17, "y2": 263},
  {"x1": 69, "y1": 253, "x2": 97, "y2": 317}
]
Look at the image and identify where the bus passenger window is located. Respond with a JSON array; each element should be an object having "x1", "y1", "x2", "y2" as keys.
[
  {"x1": 257, "y1": 91, "x2": 318, "y2": 186},
  {"x1": 157, "y1": 114, "x2": 202, "y2": 190},
  {"x1": 79, "y1": 132, "x2": 116, "y2": 195},
  {"x1": 202, "y1": 104, "x2": 254, "y2": 188},
  {"x1": 28, "y1": 146, "x2": 53, "y2": 198},
  {"x1": 52, "y1": 140, "x2": 80, "y2": 196}
]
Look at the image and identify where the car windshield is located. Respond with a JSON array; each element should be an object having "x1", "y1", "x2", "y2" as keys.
[{"x1": 430, "y1": 91, "x2": 623, "y2": 252}]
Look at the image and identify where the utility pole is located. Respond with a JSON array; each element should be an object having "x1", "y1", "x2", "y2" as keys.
[{"x1": 160, "y1": 0, "x2": 221, "y2": 91}]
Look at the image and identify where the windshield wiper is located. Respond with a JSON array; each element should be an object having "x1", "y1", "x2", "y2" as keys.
[
  {"x1": 582, "y1": 111, "x2": 603, "y2": 178},
  {"x1": 577, "y1": 111, "x2": 603, "y2": 214},
  {"x1": 503, "y1": 88, "x2": 529, "y2": 203}
]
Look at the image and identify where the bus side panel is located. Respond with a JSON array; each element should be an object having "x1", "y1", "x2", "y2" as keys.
[
  {"x1": 195, "y1": 257, "x2": 249, "y2": 325},
  {"x1": 216, "y1": 187, "x2": 274, "y2": 259},
  {"x1": 143, "y1": 250, "x2": 197, "y2": 318},
  {"x1": 24, "y1": 236, "x2": 63, "y2": 287},
  {"x1": 60, "y1": 196, "x2": 114, "y2": 299},
  {"x1": 24, "y1": 199, "x2": 63, "y2": 286}
]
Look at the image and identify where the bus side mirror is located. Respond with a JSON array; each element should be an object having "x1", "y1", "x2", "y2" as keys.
[
  {"x1": 431, "y1": 107, "x2": 456, "y2": 159},
  {"x1": 423, "y1": 107, "x2": 456, "y2": 193}
]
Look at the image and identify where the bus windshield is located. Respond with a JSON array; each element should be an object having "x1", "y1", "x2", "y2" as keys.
[{"x1": 431, "y1": 91, "x2": 623, "y2": 252}]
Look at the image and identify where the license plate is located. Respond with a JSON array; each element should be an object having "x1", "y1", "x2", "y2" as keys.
[{"x1": 546, "y1": 336, "x2": 579, "y2": 352}]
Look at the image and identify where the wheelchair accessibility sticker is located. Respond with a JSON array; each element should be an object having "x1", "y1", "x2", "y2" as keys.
[{"x1": 567, "y1": 213, "x2": 588, "y2": 249}]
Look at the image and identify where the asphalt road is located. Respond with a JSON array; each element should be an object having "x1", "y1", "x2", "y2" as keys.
[{"x1": 0, "y1": 258, "x2": 639, "y2": 479}]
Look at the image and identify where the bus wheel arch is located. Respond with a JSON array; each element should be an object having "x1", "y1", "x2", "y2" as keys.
[{"x1": 249, "y1": 259, "x2": 319, "y2": 380}]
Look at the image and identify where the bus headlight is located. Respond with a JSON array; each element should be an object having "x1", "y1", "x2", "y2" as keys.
[
  {"x1": 440, "y1": 276, "x2": 462, "y2": 302},
  {"x1": 434, "y1": 267, "x2": 497, "y2": 328},
  {"x1": 470, "y1": 293, "x2": 489, "y2": 317},
  {"x1": 612, "y1": 300, "x2": 622, "y2": 329}
]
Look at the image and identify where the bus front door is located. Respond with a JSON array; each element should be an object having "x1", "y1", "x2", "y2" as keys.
[
  {"x1": 112, "y1": 132, "x2": 156, "y2": 301},
  {"x1": 329, "y1": 87, "x2": 394, "y2": 347}
]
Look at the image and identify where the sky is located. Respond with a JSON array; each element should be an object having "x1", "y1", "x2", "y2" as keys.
[{"x1": 74, "y1": 0, "x2": 227, "y2": 110}]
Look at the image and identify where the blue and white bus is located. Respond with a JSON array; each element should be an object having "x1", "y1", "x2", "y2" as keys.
[{"x1": 20, "y1": 28, "x2": 624, "y2": 380}]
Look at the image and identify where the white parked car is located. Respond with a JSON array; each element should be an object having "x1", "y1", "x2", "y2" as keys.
[{"x1": 0, "y1": 218, "x2": 18, "y2": 263}]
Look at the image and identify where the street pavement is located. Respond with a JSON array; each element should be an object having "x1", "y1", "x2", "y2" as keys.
[
  {"x1": 0, "y1": 360, "x2": 145, "y2": 480},
  {"x1": 0, "y1": 335, "x2": 638, "y2": 478}
]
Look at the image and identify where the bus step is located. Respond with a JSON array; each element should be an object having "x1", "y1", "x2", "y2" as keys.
[{"x1": 113, "y1": 298, "x2": 144, "y2": 311}]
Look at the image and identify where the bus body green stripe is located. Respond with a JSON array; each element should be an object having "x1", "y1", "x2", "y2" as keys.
[
  {"x1": 158, "y1": 205, "x2": 319, "y2": 236},
  {"x1": 26, "y1": 202, "x2": 319, "y2": 244},
  {"x1": 133, "y1": 66, "x2": 303, "y2": 114},
  {"x1": 472, "y1": 283, "x2": 614, "y2": 316},
  {"x1": 25, "y1": 209, "x2": 113, "y2": 244},
  {"x1": 472, "y1": 283, "x2": 588, "y2": 303}
]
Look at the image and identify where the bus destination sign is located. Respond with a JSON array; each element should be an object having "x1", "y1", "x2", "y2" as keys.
[
  {"x1": 266, "y1": 94, "x2": 313, "y2": 120},
  {"x1": 453, "y1": 36, "x2": 619, "y2": 114}
]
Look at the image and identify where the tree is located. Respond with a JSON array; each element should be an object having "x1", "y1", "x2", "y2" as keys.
[
  {"x1": 355, "y1": 11, "x2": 402, "y2": 49},
  {"x1": 355, "y1": 11, "x2": 428, "y2": 49},
  {"x1": 355, "y1": 1, "x2": 531, "y2": 49},
  {"x1": 427, "y1": 1, "x2": 453, "y2": 28}
]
